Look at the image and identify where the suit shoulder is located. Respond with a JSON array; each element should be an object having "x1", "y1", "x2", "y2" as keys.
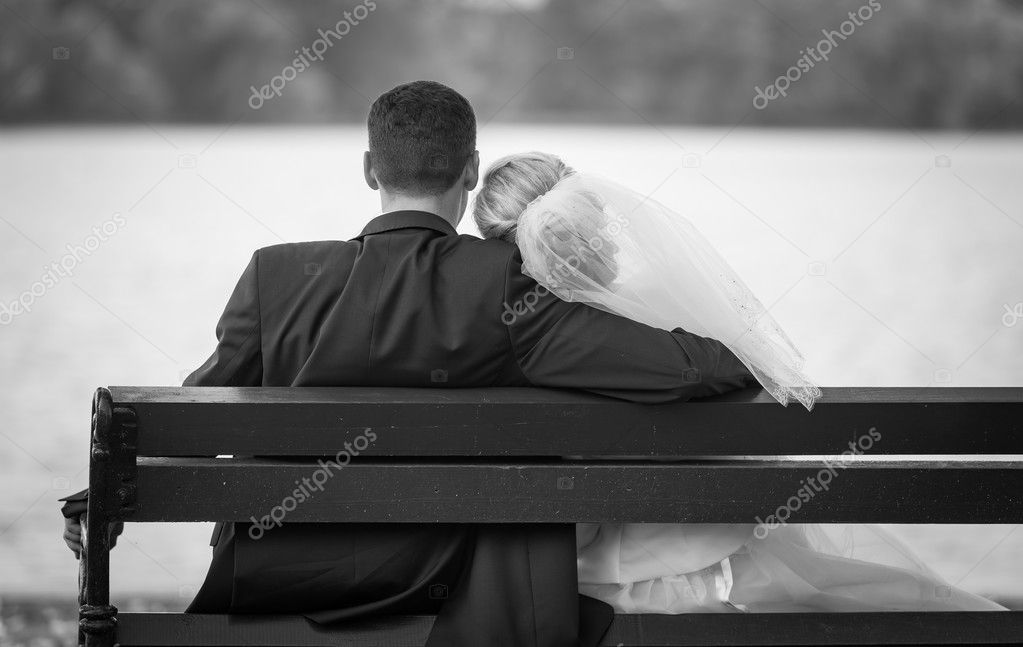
[
  {"x1": 452, "y1": 234, "x2": 522, "y2": 266},
  {"x1": 255, "y1": 240, "x2": 355, "y2": 255},
  {"x1": 254, "y1": 240, "x2": 358, "y2": 262},
  {"x1": 451, "y1": 236, "x2": 539, "y2": 302}
]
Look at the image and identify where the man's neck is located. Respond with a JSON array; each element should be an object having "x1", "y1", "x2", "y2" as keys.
[{"x1": 379, "y1": 191, "x2": 465, "y2": 230}]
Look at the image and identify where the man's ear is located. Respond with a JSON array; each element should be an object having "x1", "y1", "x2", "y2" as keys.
[
  {"x1": 363, "y1": 151, "x2": 379, "y2": 190},
  {"x1": 462, "y1": 150, "x2": 480, "y2": 192}
]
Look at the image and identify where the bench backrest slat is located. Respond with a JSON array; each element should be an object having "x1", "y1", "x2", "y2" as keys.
[{"x1": 111, "y1": 386, "x2": 1023, "y2": 457}]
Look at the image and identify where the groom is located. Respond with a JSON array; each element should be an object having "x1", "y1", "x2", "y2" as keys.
[{"x1": 63, "y1": 80, "x2": 754, "y2": 646}]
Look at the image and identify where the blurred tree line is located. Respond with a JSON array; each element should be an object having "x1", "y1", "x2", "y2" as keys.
[{"x1": 1, "y1": 0, "x2": 1021, "y2": 128}]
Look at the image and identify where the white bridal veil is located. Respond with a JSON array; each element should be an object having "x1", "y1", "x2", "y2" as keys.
[{"x1": 516, "y1": 174, "x2": 821, "y2": 410}]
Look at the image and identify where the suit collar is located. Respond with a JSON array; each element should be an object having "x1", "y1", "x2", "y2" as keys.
[{"x1": 356, "y1": 211, "x2": 457, "y2": 239}]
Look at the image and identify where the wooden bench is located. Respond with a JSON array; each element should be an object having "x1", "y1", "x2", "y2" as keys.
[{"x1": 79, "y1": 385, "x2": 1023, "y2": 646}]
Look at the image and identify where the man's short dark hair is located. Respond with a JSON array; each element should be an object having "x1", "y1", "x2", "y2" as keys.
[{"x1": 368, "y1": 81, "x2": 476, "y2": 195}]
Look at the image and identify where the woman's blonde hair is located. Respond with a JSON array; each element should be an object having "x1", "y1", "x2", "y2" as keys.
[{"x1": 473, "y1": 151, "x2": 575, "y2": 243}]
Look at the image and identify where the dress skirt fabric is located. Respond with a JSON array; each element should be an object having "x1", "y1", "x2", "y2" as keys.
[{"x1": 577, "y1": 523, "x2": 1006, "y2": 613}]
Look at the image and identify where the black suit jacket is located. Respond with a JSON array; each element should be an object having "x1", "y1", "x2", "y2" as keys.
[{"x1": 183, "y1": 210, "x2": 753, "y2": 646}]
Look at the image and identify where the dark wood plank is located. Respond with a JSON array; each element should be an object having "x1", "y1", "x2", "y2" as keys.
[
  {"x1": 127, "y1": 458, "x2": 1023, "y2": 523},
  {"x1": 114, "y1": 611, "x2": 1023, "y2": 646},
  {"x1": 115, "y1": 612, "x2": 429, "y2": 646},
  {"x1": 107, "y1": 386, "x2": 1023, "y2": 457},
  {"x1": 601, "y1": 612, "x2": 1023, "y2": 645}
]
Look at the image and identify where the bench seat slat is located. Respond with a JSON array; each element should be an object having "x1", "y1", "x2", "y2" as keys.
[
  {"x1": 114, "y1": 611, "x2": 1023, "y2": 646},
  {"x1": 129, "y1": 458, "x2": 1023, "y2": 523},
  {"x1": 110, "y1": 386, "x2": 1023, "y2": 457}
]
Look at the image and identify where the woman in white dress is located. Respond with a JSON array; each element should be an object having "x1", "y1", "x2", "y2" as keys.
[{"x1": 472, "y1": 152, "x2": 1005, "y2": 614}]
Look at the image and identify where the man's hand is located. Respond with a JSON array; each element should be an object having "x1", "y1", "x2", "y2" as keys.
[{"x1": 62, "y1": 500, "x2": 123, "y2": 559}]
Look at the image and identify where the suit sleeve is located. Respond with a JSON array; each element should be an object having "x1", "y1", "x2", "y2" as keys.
[
  {"x1": 503, "y1": 251, "x2": 754, "y2": 403},
  {"x1": 183, "y1": 251, "x2": 263, "y2": 387}
]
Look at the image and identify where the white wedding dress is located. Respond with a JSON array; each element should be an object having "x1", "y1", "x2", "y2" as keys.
[
  {"x1": 576, "y1": 523, "x2": 1004, "y2": 613},
  {"x1": 513, "y1": 174, "x2": 1005, "y2": 613}
]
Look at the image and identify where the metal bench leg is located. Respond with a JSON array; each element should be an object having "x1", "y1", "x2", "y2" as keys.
[{"x1": 79, "y1": 388, "x2": 138, "y2": 647}]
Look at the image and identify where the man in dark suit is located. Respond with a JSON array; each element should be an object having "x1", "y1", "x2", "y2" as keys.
[{"x1": 63, "y1": 80, "x2": 754, "y2": 646}]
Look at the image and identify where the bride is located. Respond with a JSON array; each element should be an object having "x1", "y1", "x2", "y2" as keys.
[{"x1": 472, "y1": 152, "x2": 1005, "y2": 614}]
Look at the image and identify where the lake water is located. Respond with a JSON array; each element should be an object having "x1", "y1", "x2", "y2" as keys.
[{"x1": 1, "y1": 125, "x2": 1021, "y2": 603}]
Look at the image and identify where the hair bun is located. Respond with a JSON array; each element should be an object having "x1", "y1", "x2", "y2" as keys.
[{"x1": 473, "y1": 152, "x2": 574, "y2": 243}]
